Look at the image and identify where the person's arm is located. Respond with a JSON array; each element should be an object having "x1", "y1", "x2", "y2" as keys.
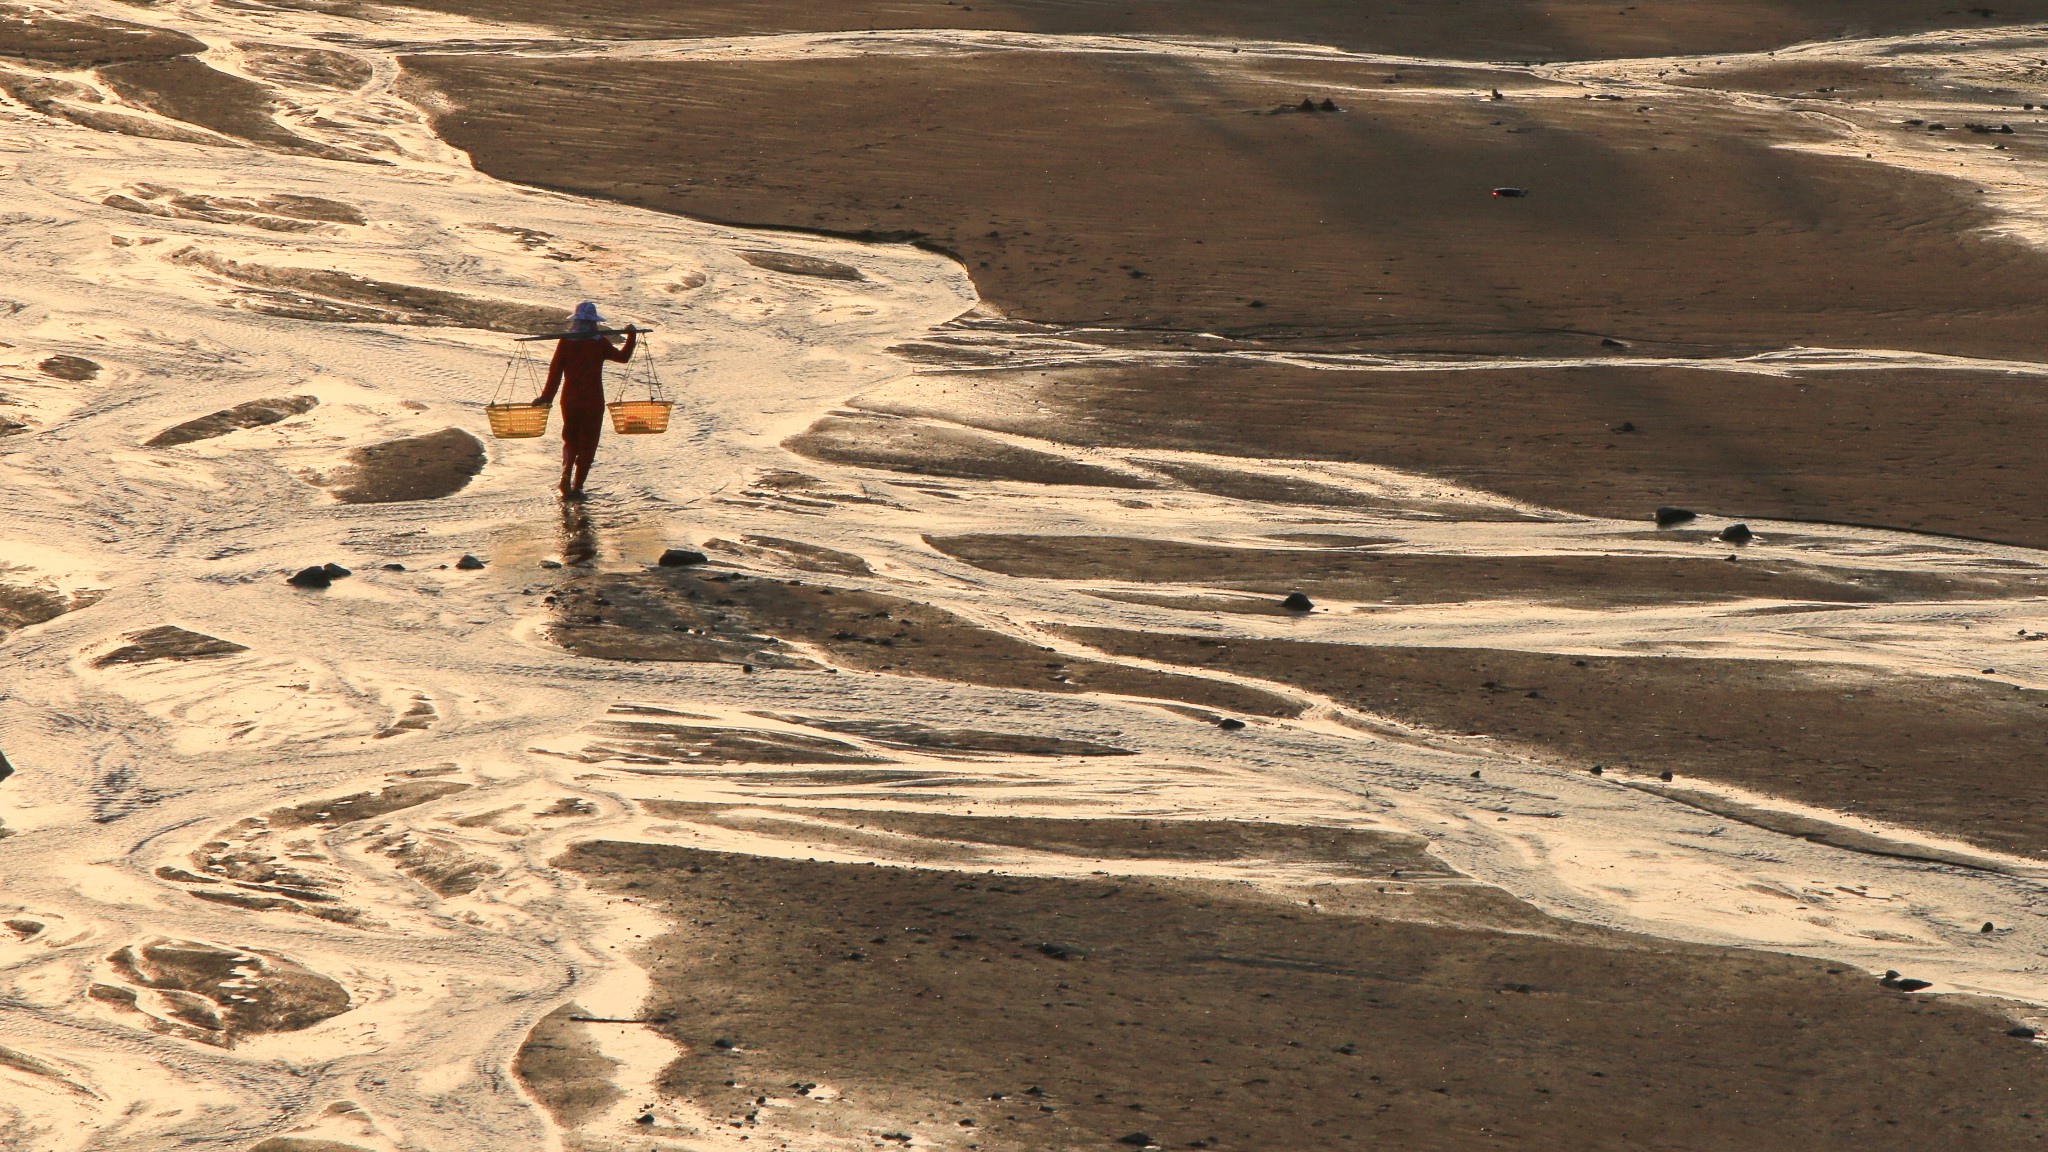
[
  {"x1": 605, "y1": 328, "x2": 637, "y2": 363},
  {"x1": 534, "y1": 341, "x2": 567, "y2": 405}
]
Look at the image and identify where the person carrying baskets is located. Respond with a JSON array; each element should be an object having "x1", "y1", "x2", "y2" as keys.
[{"x1": 533, "y1": 300, "x2": 635, "y2": 499}]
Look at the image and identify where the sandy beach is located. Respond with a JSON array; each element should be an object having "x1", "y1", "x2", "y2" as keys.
[{"x1": 6, "y1": 2, "x2": 2048, "y2": 1151}]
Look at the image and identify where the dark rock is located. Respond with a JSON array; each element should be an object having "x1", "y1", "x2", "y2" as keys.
[
  {"x1": 711, "y1": 1037, "x2": 737, "y2": 1050},
  {"x1": 382, "y1": 563, "x2": 405, "y2": 571},
  {"x1": 1601, "y1": 337, "x2": 1627, "y2": 348},
  {"x1": 540, "y1": 559, "x2": 563, "y2": 569},
  {"x1": 1501, "y1": 982, "x2": 1537, "y2": 994},
  {"x1": 0, "y1": 749, "x2": 11, "y2": 784},
  {"x1": 659, "y1": 548, "x2": 709, "y2": 567},
  {"x1": 635, "y1": 1114, "x2": 655, "y2": 1125},
  {"x1": 456, "y1": 554, "x2": 485, "y2": 570},
  {"x1": 2007, "y1": 1026, "x2": 2038, "y2": 1038},
  {"x1": 1983, "y1": 921, "x2": 1996, "y2": 933},
  {"x1": 1037, "y1": 942, "x2": 1082, "y2": 960},
  {"x1": 1217, "y1": 717, "x2": 1247, "y2": 731},
  {"x1": 287, "y1": 565, "x2": 332, "y2": 589},
  {"x1": 1281, "y1": 591, "x2": 1314, "y2": 612},
  {"x1": 1299, "y1": 97, "x2": 1316, "y2": 111},
  {"x1": 1118, "y1": 1134, "x2": 1156, "y2": 1148},
  {"x1": 1653, "y1": 506, "x2": 1696, "y2": 527},
  {"x1": 1879, "y1": 970, "x2": 1932, "y2": 992},
  {"x1": 1589, "y1": 765, "x2": 1603, "y2": 775},
  {"x1": 1470, "y1": 770, "x2": 1481, "y2": 778},
  {"x1": 320, "y1": 563, "x2": 351, "y2": 579},
  {"x1": 1611, "y1": 421, "x2": 1636, "y2": 432},
  {"x1": 1320, "y1": 98, "x2": 1339, "y2": 111},
  {"x1": 1491, "y1": 186, "x2": 1528, "y2": 197},
  {"x1": 1334, "y1": 1042, "x2": 1357, "y2": 1054},
  {"x1": 1490, "y1": 88, "x2": 1505, "y2": 100},
  {"x1": 1719, "y1": 523, "x2": 1753, "y2": 544},
  {"x1": 1984, "y1": 668, "x2": 1998, "y2": 675},
  {"x1": 1659, "y1": 770, "x2": 1674, "y2": 781},
  {"x1": 147, "y1": 395, "x2": 317, "y2": 447},
  {"x1": 1247, "y1": 299, "x2": 1265, "y2": 308}
]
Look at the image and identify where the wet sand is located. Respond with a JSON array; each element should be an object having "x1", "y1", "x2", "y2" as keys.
[
  {"x1": 386, "y1": 0, "x2": 2048, "y2": 60},
  {"x1": 930, "y1": 533, "x2": 2048, "y2": 607},
  {"x1": 866, "y1": 364, "x2": 2048, "y2": 547},
  {"x1": 560, "y1": 838, "x2": 2048, "y2": 1152},
  {"x1": 405, "y1": 51, "x2": 2048, "y2": 358},
  {"x1": 1063, "y1": 630, "x2": 2048, "y2": 859}
]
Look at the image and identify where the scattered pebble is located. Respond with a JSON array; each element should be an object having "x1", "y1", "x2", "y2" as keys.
[
  {"x1": 286, "y1": 565, "x2": 331, "y2": 589},
  {"x1": 2007, "y1": 1025, "x2": 2039, "y2": 1038},
  {"x1": 1217, "y1": 717, "x2": 1247, "y2": 731},
  {"x1": 320, "y1": 562, "x2": 351, "y2": 580},
  {"x1": 660, "y1": 548, "x2": 709, "y2": 567},
  {"x1": 1983, "y1": 921, "x2": 1996, "y2": 933},
  {"x1": 1281, "y1": 591, "x2": 1314, "y2": 612},
  {"x1": 540, "y1": 559, "x2": 563, "y2": 569},
  {"x1": 381, "y1": 562, "x2": 405, "y2": 571},
  {"x1": 1491, "y1": 186, "x2": 1528, "y2": 198},
  {"x1": 1589, "y1": 765, "x2": 1603, "y2": 775},
  {"x1": 456, "y1": 554, "x2": 485, "y2": 570},
  {"x1": 1719, "y1": 523, "x2": 1753, "y2": 544},
  {"x1": 1879, "y1": 970, "x2": 1932, "y2": 992},
  {"x1": 1654, "y1": 506, "x2": 1697, "y2": 527}
]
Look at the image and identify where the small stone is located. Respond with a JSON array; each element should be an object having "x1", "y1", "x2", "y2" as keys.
[
  {"x1": 1719, "y1": 523, "x2": 1753, "y2": 544},
  {"x1": 1281, "y1": 591, "x2": 1314, "y2": 612},
  {"x1": 1984, "y1": 668, "x2": 1998, "y2": 675},
  {"x1": 1601, "y1": 337, "x2": 1627, "y2": 348},
  {"x1": 1299, "y1": 97, "x2": 1316, "y2": 111},
  {"x1": 1491, "y1": 186, "x2": 1528, "y2": 197},
  {"x1": 636, "y1": 1114, "x2": 655, "y2": 1126},
  {"x1": 1879, "y1": 970, "x2": 1932, "y2": 992},
  {"x1": 1217, "y1": 717, "x2": 1247, "y2": 731},
  {"x1": 1117, "y1": 1134, "x2": 1156, "y2": 1148},
  {"x1": 456, "y1": 554, "x2": 485, "y2": 570},
  {"x1": 1659, "y1": 770, "x2": 1673, "y2": 781},
  {"x1": 1320, "y1": 98, "x2": 1339, "y2": 111},
  {"x1": 1470, "y1": 770, "x2": 1481, "y2": 779},
  {"x1": 2007, "y1": 1026, "x2": 2038, "y2": 1038},
  {"x1": 1611, "y1": 421, "x2": 1636, "y2": 433},
  {"x1": 1983, "y1": 921, "x2": 1996, "y2": 933},
  {"x1": 711, "y1": 1037, "x2": 737, "y2": 1050},
  {"x1": 381, "y1": 562, "x2": 406, "y2": 571},
  {"x1": 1654, "y1": 507, "x2": 1696, "y2": 527},
  {"x1": 540, "y1": 559, "x2": 563, "y2": 569},
  {"x1": 1334, "y1": 1042, "x2": 1357, "y2": 1055},
  {"x1": 1589, "y1": 765, "x2": 1603, "y2": 775},
  {"x1": 287, "y1": 565, "x2": 331, "y2": 589},
  {"x1": 659, "y1": 548, "x2": 709, "y2": 567},
  {"x1": 320, "y1": 563, "x2": 352, "y2": 579}
]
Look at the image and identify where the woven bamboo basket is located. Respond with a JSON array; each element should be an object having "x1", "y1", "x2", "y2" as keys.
[
  {"x1": 607, "y1": 399, "x2": 673, "y2": 435},
  {"x1": 486, "y1": 402, "x2": 550, "y2": 439}
]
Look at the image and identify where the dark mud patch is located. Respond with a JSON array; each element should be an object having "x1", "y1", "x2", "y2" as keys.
[
  {"x1": 0, "y1": 579, "x2": 97, "y2": 637},
  {"x1": 739, "y1": 249, "x2": 864, "y2": 280},
  {"x1": 0, "y1": 66, "x2": 221, "y2": 143},
  {"x1": 386, "y1": 0, "x2": 2048, "y2": 61},
  {"x1": 549, "y1": 567, "x2": 1298, "y2": 717},
  {"x1": 36, "y1": 354, "x2": 99, "y2": 381},
  {"x1": 175, "y1": 250, "x2": 565, "y2": 333},
  {"x1": 786, "y1": 414, "x2": 1156, "y2": 489},
  {"x1": 896, "y1": 364, "x2": 2048, "y2": 551},
  {"x1": 703, "y1": 534, "x2": 873, "y2": 577},
  {"x1": 756, "y1": 715, "x2": 1132, "y2": 758},
  {"x1": 514, "y1": 1003, "x2": 624, "y2": 1127},
  {"x1": 100, "y1": 939, "x2": 349, "y2": 1047},
  {"x1": 930, "y1": 534, "x2": 2048, "y2": 608},
  {"x1": 561, "y1": 841, "x2": 2048, "y2": 1152},
  {"x1": 1065, "y1": 630, "x2": 2048, "y2": 860},
  {"x1": 93, "y1": 625, "x2": 249, "y2": 667},
  {"x1": 1142, "y1": 458, "x2": 1537, "y2": 520},
  {"x1": 108, "y1": 184, "x2": 364, "y2": 233},
  {"x1": 403, "y1": 52, "x2": 2048, "y2": 358},
  {"x1": 371, "y1": 831, "x2": 499, "y2": 896},
  {"x1": 266, "y1": 779, "x2": 470, "y2": 830},
  {"x1": 545, "y1": 706, "x2": 885, "y2": 767},
  {"x1": 98, "y1": 55, "x2": 365, "y2": 161},
  {"x1": 315, "y1": 427, "x2": 485, "y2": 504},
  {"x1": 238, "y1": 44, "x2": 375, "y2": 92},
  {"x1": 148, "y1": 394, "x2": 318, "y2": 446},
  {"x1": 0, "y1": 6, "x2": 202, "y2": 68}
]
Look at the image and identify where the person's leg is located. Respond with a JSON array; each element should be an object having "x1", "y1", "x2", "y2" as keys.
[
  {"x1": 570, "y1": 414, "x2": 603, "y2": 494},
  {"x1": 558, "y1": 433, "x2": 576, "y2": 496}
]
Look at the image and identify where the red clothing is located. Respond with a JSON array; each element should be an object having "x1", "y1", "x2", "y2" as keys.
[
  {"x1": 537, "y1": 330, "x2": 635, "y2": 411},
  {"x1": 561, "y1": 406, "x2": 604, "y2": 467}
]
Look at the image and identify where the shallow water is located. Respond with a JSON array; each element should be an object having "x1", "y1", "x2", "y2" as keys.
[{"x1": 6, "y1": 5, "x2": 2048, "y2": 1149}]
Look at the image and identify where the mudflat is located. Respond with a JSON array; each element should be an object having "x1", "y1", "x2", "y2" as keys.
[
  {"x1": 1063, "y1": 630, "x2": 2048, "y2": 859},
  {"x1": 558, "y1": 839, "x2": 2048, "y2": 1152},
  {"x1": 404, "y1": 51, "x2": 2048, "y2": 359}
]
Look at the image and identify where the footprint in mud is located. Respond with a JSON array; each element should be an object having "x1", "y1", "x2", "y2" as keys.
[{"x1": 92, "y1": 938, "x2": 350, "y2": 1047}]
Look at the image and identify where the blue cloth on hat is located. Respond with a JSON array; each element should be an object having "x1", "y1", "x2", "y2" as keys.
[{"x1": 570, "y1": 301, "x2": 604, "y2": 330}]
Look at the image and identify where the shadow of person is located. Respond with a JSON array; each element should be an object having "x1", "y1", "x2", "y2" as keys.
[{"x1": 559, "y1": 499, "x2": 598, "y2": 567}]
